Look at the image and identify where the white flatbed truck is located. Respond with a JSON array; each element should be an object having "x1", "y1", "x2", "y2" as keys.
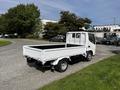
[{"x1": 23, "y1": 32, "x2": 96, "y2": 72}]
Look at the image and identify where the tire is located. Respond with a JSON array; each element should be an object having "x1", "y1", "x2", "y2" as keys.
[
  {"x1": 26, "y1": 58, "x2": 34, "y2": 63},
  {"x1": 86, "y1": 52, "x2": 92, "y2": 61},
  {"x1": 55, "y1": 59, "x2": 68, "y2": 72},
  {"x1": 26, "y1": 58, "x2": 36, "y2": 67}
]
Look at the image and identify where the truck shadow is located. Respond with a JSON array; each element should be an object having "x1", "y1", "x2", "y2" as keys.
[
  {"x1": 27, "y1": 63, "x2": 51, "y2": 73},
  {"x1": 69, "y1": 55, "x2": 88, "y2": 65},
  {"x1": 27, "y1": 55, "x2": 88, "y2": 73}
]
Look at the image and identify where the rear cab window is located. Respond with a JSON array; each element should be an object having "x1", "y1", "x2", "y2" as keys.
[{"x1": 72, "y1": 33, "x2": 75, "y2": 38}]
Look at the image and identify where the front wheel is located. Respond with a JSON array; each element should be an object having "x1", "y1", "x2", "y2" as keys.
[
  {"x1": 55, "y1": 59, "x2": 68, "y2": 72},
  {"x1": 86, "y1": 52, "x2": 92, "y2": 61}
]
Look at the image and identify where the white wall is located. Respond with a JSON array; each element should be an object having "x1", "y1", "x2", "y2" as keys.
[{"x1": 94, "y1": 25, "x2": 120, "y2": 32}]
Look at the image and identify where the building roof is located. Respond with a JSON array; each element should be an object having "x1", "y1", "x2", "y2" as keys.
[
  {"x1": 41, "y1": 19, "x2": 58, "y2": 25},
  {"x1": 93, "y1": 24, "x2": 120, "y2": 27}
]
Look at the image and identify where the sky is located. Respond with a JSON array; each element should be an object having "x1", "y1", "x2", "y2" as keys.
[{"x1": 0, "y1": 0, "x2": 120, "y2": 25}]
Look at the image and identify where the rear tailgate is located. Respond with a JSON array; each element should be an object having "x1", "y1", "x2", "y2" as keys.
[{"x1": 23, "y1": 46, "x2": 43, "y2": 60}]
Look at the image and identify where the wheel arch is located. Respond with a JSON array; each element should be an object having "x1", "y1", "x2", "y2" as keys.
[
  {"x1": 51, "y1": 57, "x2": 70, "y2": 66},
  {"x1": 87, "y1": 50, "x2": 93, "y2": 56}
]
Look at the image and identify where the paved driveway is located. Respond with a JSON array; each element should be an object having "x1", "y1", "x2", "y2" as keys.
[{"x1": 0, "y1": 39, "x2": 120, "y2": 90}]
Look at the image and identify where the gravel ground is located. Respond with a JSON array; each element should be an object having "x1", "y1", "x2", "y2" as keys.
[{"x1": 0, "y1": 39, "x2": 120, "y2": 90}]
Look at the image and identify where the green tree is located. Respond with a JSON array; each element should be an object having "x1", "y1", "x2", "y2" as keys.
[
  {"x1": 32, "y1": 20, "x2": 42, "y2": 38},
  {"x1": 43, "y1": 11, "x2": 92, "y2": 39},
  {"x1": 4, "y1": 4, "x2": 40, "y2": 37},
  {"x1": 43, "y1": 22, "x2": 67, "y2": 39},
  {"x1": 83, "y1": 18, "x2": 92, "y2": 29},
  {"x1": 59, "y1": 11, "x2": 92, "y2": 31},
  {"x1": 0, "y1": 15, "x2": 8, "y2": 34}
]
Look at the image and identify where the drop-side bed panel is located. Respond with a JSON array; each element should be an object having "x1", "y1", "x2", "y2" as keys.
[
  {"x1": 23, "y1": 44, "x2": 86, "y2": 63},
  {"x1": 23, "y1": 46, "x2": 43, "y2": 61},
  {"x1": 43, "y1": 46, "x2": 86, "y2": 61}
]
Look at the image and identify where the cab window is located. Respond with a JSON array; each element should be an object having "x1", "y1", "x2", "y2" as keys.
[
  {"x1": 76, "y1": 33, "x2": 81, "y2": 38},
  {"x1": 72, "y1": 33, "x2": 75, "y2": 38}
]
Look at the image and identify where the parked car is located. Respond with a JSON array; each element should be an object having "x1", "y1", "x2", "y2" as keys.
[
  {"x1": 112, "y1": 36, "x2": 120, "y2": 46},
  {"x1": 49, "y1": 35, "x2": 65, "y2": 42},
  {"x1": 101, "y1": 37, "x2": 114, "y2": 45},
  {"x1": 4, "y1": 34, "x2": 9, "y2": 38},
  {"x1": 108, "y1": 37, "x2": 117, "y2": 45},
  {"x1": 0, "y1": 34, "x2": 3, "y2": 38},
  {"x1": 100, "y1": 35, "x2": 120, "y2": 46},
  {"x1": 101, "y1": 38, "x2": 108, "y2": 45},
  {"x1": 116, "y1": 37, "x2": 120, "y2": 46},
  {"x1": 96, "y1": 37, "x2": 103, "y2": 44},
  {"x1": 2, "y1": 33, "x2": 18, "y2": 38}
]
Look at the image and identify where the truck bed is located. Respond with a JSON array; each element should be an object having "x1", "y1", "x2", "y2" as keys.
[{"x1": 23, "y1": 44, "x2": 86, "y2": 63}]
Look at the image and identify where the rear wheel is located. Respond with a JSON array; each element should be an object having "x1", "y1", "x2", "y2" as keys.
[
  {"x1": 26, "y1": 58, "x2": 36, "y2": 67},
  {"x1": 86, "y1": 52, "x2": 92, "y2": 61},
  {"x1": 55, "y1": 59, "x2": 68, "y2": 72},
  {"x1": 26, "y1": 58, "x2": 35, "y2": 63}
]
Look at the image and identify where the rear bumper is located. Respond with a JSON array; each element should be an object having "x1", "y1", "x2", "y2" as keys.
[{"x1": 24, "y1": 56, "x2": 54, "y2": 67}]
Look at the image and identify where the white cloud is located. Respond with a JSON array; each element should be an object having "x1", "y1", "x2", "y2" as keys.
[
  {"x1": 39, "y1": 0, "x2": 75, "y2": 11},
  {"x1": 0, "y1": 0, "x2": 18, "y2": 4}
]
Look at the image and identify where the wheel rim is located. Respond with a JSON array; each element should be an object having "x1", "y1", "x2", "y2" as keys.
[
  {"x1": 88, "y1": 54, "x2": 92, "y2": 60},
  {"x1": 61, "y1": 61, "x2": 67, "y2": 70}
]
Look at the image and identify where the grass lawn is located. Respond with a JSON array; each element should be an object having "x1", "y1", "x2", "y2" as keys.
[
  {"x1": 39, "y1": 55, "x2": 120, "y2": 90},
  {"x1": 0, "y1": 40, "x2": 11, "y2": 47}
]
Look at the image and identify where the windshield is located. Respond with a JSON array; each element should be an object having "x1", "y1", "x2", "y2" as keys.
[{"x1": 88, "y1": 33, "x2": 96, "y2": 44}]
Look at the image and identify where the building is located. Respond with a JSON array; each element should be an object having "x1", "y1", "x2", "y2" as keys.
[
  {"x1": 41, "y1": 19, "x2": 58, "y2": 30},
  {"x1": 93, "y1": 24, "x2": 120, "y2": 32},
  {"x1": 41, "y1": 19, "x2": 58, "y2": 25}
]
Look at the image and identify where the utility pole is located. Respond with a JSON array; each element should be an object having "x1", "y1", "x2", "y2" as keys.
[{"x1": 113, "y1": 17, "x2": 116, "y2": 25}]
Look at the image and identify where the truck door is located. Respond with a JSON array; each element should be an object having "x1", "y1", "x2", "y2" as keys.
[{"x1": 87, "y1": 33, "x2": 96, "y2": 55}]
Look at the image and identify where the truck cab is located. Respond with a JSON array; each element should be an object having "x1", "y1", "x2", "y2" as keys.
[{"x1": 66, "y1": 32, "x2": 96, "y2": 55}]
